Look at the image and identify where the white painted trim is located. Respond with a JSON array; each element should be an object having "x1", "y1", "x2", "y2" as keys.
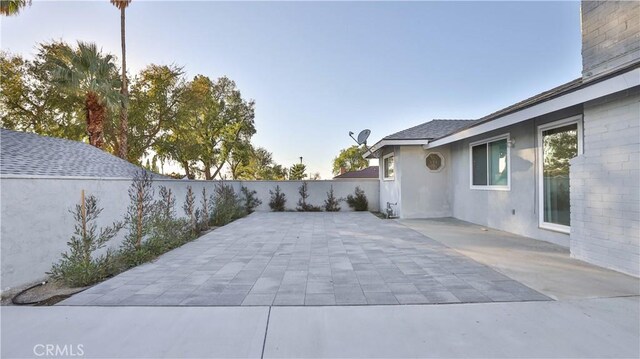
[
  {"x1": 469, "y1": 134, "x2": 511, "y2": 191},
  {"x1": 426, "y1": 67, "x2": 640, "y2": 149},
  {"x1": 537, "y1": 115, "x2": 583, "y2": 233},
  {"x1": 382, "y1": 152, "x2": 395, "y2": 181},
  {"x1": 364, "y1": 139, "x2": 429, "y2": 158}
]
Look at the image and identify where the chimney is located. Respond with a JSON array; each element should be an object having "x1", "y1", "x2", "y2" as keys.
[
  {"x1": 340, "y1": 167, "x2": 347, "y2": 175},
  {"x1": 581, "y1": 1, "x2": 640, "y2": 79}
]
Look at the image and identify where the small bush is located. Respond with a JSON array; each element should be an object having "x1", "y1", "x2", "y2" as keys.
[
  {"x1": 146, "y1": 186, "x2": 195, "y2": 255},
  {"x1": 241, "y1": 186, "x2": 262, "y2": 214},
  {"x1": 269, "y1": 185, "x2": 286, "y2": 211},
  {"x1": 324, "y1": 185, "x2": 342, "y2": 212},
  {"x1": 346, "y1": 186, "x2": 368, "y2": 211},
  {"x1": 297, "y1": 182, "x2": 322, "y2": 212},
  {"x1": 211, "y1": 183, "x2": 245, "y2": 226},
  {"x1": 50, "y1": 194, "x2": 122, "y2": 287},
  {"x1": 183, "y1": 185, "x2": 200, "y2": 235},
  {"x1": 119, "y1": 171, "x2": 156, "y2": 268},
  {"x1": 200, "y1": 187, "x2": 210, "y2": 231}
]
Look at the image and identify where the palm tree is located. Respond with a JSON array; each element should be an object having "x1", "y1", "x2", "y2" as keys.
[
  {"x1": 0, "y1": 0, "x2": 31, "y2": 16},
  {"x1": 50, "y1": 42, "x2": 121, "y2": 148},
  {"x1": 110, "y1": 0, "x2": 132, "y2": 159}
]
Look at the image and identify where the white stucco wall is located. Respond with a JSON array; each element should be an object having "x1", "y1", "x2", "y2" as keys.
[
  {"x1": 570, "y1": 87, "x2": 640, "y2": 277},
  {"x1": 0, "y1": 177, "x2": 378, "y2": 292},
  {"x1": 447, "y1": 107, "x2": 583, "y2": 247},
  {"x1": 398, "y1": 146, "x2": 453, "y2": 219},
  {"x1": 378, "y1": 146, "x2": 401, "y2": 217}
]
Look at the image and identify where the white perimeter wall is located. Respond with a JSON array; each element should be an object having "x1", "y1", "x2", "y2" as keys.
[{"x1": 0, "y1": 177, "x2": 378, "y2": 292}]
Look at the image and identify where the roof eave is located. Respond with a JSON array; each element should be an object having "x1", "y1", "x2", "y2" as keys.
[
  {"x1": 363, "y1": 139, "x2": 430, "y2": 159},
  {"x1": 425, "y1": 66, "x2": 640, "y2": 149}
]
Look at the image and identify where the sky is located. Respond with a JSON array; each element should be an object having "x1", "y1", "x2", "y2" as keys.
[{"x1": 1, "y1": 1, "x2": 582, "y2": 179}]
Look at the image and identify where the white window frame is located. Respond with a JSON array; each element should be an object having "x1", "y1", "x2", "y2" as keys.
[
  {"x1": 469, "y1": 133, "x2": 511, "y2": 191},
  {"x1": 382, "y1": 152, "x2": 395, "y2": 181},
  {"x1": 537, "y1": 115, "x2": 583, "y2": 234}
]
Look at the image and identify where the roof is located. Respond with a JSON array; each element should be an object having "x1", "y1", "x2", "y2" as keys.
[
  {"x1": 430, "y1": 60, "x2": 640, "y2": 143},
  {"x1": 333, "y1": 166, "x2": 379, "y2": 179},
  {"x1": 1, "y1": 129, "x2": 157, "y2": 178},
  {"x1": 366, "y1": 60, "x2": 640, "y2": 158},
  {"x1": 383, "y1": 119, "x2": 476, "y2": 141}
]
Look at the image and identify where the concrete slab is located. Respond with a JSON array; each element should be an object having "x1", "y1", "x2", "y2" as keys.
[
  {"x1": 263, "y1": 296, "x2": 640, "y2": 358},
  {"x1": 1, "y1": 306, "x2": 268, "y2": 358},
  {"x1": 400, "y1": 218, "x2": 640, "y2": 300}
]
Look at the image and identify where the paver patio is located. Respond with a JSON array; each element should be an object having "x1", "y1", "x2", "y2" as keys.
[{"x1": 60, "y1": 212, "x2": 549, "y2": 306}]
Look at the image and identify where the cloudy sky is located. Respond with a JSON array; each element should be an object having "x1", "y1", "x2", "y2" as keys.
[{"x1": 2, "y1": 1, "x2": 582, "y2": 178}]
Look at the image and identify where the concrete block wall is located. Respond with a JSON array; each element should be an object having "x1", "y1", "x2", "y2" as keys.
[
  {"x1": 581, "y1": 1, "x2": 640, "y2": 79},
  {"x1": 570, "y1": 87, "x2": 640, "y2": 277},
  {"x1": 0, "y1": 177, "x2": 379, "y2": 292}
]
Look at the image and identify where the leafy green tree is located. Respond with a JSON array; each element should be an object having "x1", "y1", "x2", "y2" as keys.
[
  {"x1": 163, "y1": 75, "x2": 256, "y2": 179},
  {"x1": 1, "y1": 0, "x2": 31, "y2": 16},
  {"x1": 128, "y1": 64, "x2": 185, "y2": 162},
  {"x1": 289, "y1": 163, "x2": 307, "y2": 180},
  {"x1": 1, "y1": 47, "x2": 85, "y2": 140},
  {"x1": 110, "y1": 0, "x2": 133, "y2": 159},
  {"x1": 49, "y1": 41, "x2": 122, "y2": 149},
  {"x1": 332, "y1": 145, "x2": 369, "y2": 175}
]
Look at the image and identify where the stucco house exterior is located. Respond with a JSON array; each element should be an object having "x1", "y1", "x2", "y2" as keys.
[{"x1": 366, "y1": 0, "x2": 639, "y2": 277}]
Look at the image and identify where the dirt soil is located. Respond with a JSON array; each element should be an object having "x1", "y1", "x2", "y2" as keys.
[{"x1": 3, "y1": 281, "x2": 88, "y2": 306}]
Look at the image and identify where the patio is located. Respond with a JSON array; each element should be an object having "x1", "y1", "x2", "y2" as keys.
[{"x1": 60, "y1": 212, "x2": 548, "y2": 306}]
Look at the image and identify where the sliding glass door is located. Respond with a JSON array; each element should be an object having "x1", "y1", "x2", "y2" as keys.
[{"x1": 538, "y1": 116, "x2": 582, "y2": 233}]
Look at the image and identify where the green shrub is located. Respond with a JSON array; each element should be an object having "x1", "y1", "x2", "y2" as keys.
[
  {"x1": 241, "y1": 186, "x2": 262, "y2": 214},
  {"x1": 121, "y1": 171, "x2": 155, "y2": 252},
  {"x1": 297, "y1": 182, "x2": 322, "y2": 212},
  {"x1": 119, "y1": 171, "x2": 156, "y2": 268},
  {"x1": 269, "y1": 185, "x2": 286, "y2": 211},
  {"x1": 346, "y1": 186, "x2": 368, "y2": 211},
  {"x1": 49, "y1": 194, "x2": 122, "y2": 287},
  {"x1": 183, "y1": 185, "x2": 200, "y2": 235},
  {"x1": 211, "y1": 183, "x2": 245, "y2": 226},
  {"x1": 200, "y1": 187, "x2": 210, "y2": 231},
  {"x1": 324, "y1": 185, "x2": 342, "y2": 212},
  {"x1": 147, "y1": 186, "x2": 195, "y2": 254}
]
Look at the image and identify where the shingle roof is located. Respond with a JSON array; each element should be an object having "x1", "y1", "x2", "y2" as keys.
[
  {"x1": 1, "y1": 129, "x2": 157, "y2": 178},
  {"x1": 431, "y1": 60, "x2": 640, "y2": 142},
  {"x1": 383, "y1": 119, "x2": 477, "y2": 140},
  {"x1": 333, "y1": 166, "x2": 379, "y2": 179}
]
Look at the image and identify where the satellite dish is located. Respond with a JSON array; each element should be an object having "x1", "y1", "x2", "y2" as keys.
[{"x1": 356, "y1": 129, "x2": 371, "y2": 145}]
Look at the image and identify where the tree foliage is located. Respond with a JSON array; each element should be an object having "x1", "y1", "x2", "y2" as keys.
[
  {"x1": 289, "y1": 163, "x2": 307, "y2": 180},
  {"x1": 332, "y1": 145, "x2": 369, "y2": 175}
]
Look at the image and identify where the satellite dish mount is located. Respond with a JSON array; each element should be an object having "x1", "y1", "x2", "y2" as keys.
[{"x1": 349, "y1": 129, "x2": 375, "y2": 157}]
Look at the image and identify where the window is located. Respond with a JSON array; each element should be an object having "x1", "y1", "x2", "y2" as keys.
[
  {"x1": 538, "y1": 116, "x2": 583, "y2": 233},
  {"x1": 470, "y1": 135, "x2": 510, "y2": 190},
  {"x1": 425, "y1": 152, "x2": 444, "y2": 172},
  {"x1": 383, "y1": 153, "x2": 394, "y2": 180}
]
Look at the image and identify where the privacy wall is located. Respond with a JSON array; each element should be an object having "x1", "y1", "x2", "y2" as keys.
[{"x1": 0, "y1": 177, "x2": 379, "y2": 292}]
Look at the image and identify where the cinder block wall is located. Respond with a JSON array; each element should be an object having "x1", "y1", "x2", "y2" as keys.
[
  {"x1": 581, "y1": 1, "x2": 640, "y2": 79},
  {"x1": 570, "y1": 87, "x2": 640, "y2": 277}
]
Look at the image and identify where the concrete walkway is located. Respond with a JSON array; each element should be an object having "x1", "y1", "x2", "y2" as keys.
[
  {"x1": 401, "y1": 218, "x2": 640, "y2": 300},
  {"x1": 60, "y1": 213, "x2": 548, "y2": 306},
  {"x1": 3, "y1": 296, "x2": 638, "y2": 358}
]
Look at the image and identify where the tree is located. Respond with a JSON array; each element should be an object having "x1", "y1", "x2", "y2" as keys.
[
  {"x1": 128, "y1": 64, "x2": 185, "y2": 162},
  {"x1": 110, "y1": 0, "x2": 132, "y2": 159},
  {"x1": 49, "y1": 41, "x2": 122, "y2": 149},
  {"x1": 332, "y1": 145, "x2": 369, "y2": 175},
  {"x1": 163, "y1": 75, "x2": 256, "y2": 179},
  {"x1": 1, "y1": 0, "x2": 31, "y2": 16},
  {"x1": 1, "y1": 47, "x2": 85, "y2": 140},
  {"x1": 289, "y1": 163, "x2": 307, "y2": 180}
]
